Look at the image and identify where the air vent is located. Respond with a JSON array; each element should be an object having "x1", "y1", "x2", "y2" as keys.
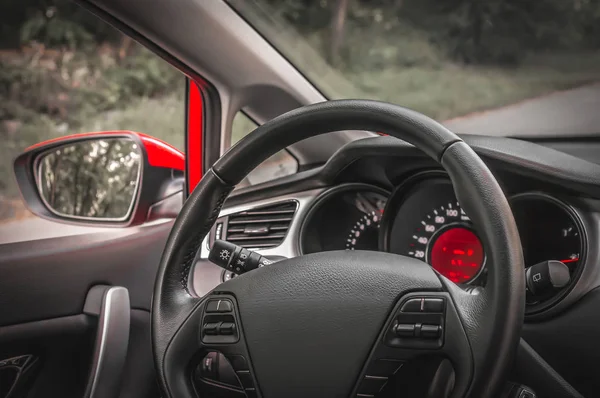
[{"x1": 225, "y1": 201, "x2": 298, "y2": 249}]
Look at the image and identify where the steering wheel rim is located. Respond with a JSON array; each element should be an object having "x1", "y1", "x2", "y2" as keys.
[{"x1": 152, "y1": 100, "x2": 525, "y2": 398}]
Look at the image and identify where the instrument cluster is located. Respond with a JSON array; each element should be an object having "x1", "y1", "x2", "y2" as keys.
[{"x1": 300, "y1": 172, "x2": 586, "y2": 312}]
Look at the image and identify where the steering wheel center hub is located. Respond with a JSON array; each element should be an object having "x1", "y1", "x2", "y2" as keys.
[{"x1": 211, "y1": 250, "x2": 442, "y2": 397}]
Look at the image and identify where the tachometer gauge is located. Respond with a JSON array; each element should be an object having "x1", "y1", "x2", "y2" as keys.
[
  {"x1": 301, "y1": 184, "x2": 388, "y2": 254},
  {"x1": 345, "y1": 192, "x2": 386, "y2": 250}
]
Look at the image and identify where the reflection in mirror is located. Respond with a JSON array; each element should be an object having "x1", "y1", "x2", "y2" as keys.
[{"x1": 37, "y1": 137, "x2": 141, "y2": 220}]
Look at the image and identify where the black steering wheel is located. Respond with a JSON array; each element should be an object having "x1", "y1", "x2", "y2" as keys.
[{"x1": 152, "y1": 100, "x2": 525, "y2": 398}]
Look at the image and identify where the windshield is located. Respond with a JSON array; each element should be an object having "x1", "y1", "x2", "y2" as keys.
[{"x1": 228, "y1": 0, "x2": 600, "y2": 137}]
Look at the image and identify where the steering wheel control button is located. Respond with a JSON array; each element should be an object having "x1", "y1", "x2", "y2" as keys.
[
  {"x1": 421, "y1": 324, "x2": 441, "y2": 339},
  {"x1": 400, "y1": 297, "x2": 445, "y2": 313},
  {"x1": 384, "y1": 295, "x2": 447, "y2": 349},
  {"x1": 206, "y1": 299, "x2": 234, "y2": 313},
  {"x1": 206, "y1": 300, "x2": 220, "y2": 313},
  {"x1": 197, "y1": 352, "x2": 244, "y2": 390},
  {"x1": 202, "y1": 319, "x2": 239, "y2": 343},
  {"x1": 200, "y1": 352, "x2": 219, "y2": 380},
  {"x1": 201, "y1": 296, "x2": 241, "y2": 344},
  {"x1": 219, "y1": 322, "x2": 236, "y2": 335},
  {"x1": 358, "y1": 375, "x2": 388, "y2": 395},
  {"x1": 394, "y1": 323, "x2": 416, "y2": 337},
  {"x1": 400, "y1": 298, "x2": 423, "y2": 312},
  {"x1": 217, "y1": 300, "x2": 233, "y2": 313},
  {"x1": 423, "y1": 298, "x2": 445, "y2": 313},
  {"x1": 203, "y1": 322, "x2": 220, "y2": 335},
  {"x1": 196, "y1": 296, "x2": 257, "y2": 396}
]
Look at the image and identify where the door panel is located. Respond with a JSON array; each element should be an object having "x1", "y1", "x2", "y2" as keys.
[
  {"x1": 0, "y1": 222, "x2": 171, "y2": 398},
  {"x1": 0, "y1": 223, "x2": 170, "y2": 326},
  {"x1": 0, "y1": 315, "x2": 93, "y2": 398}
]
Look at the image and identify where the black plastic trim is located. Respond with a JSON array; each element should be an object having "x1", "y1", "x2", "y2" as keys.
[
  {"x1": 514, "y1": 339, "x2": 584, "y2": 398},
  {"x1": 320, "y1": 135, "x2": 600, "y2": 198}
]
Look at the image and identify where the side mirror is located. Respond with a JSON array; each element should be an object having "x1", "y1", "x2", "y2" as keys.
[{"x1": 13, "y1": 131, "x2": 185, "y2": 227}]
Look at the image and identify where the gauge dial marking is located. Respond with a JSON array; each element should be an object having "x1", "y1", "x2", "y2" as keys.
[
  {"x1": 344, "y1": 190, "x2": 388, "y2": 251},
  {"x1": 406, "y1": 200, "x2": 483, "y2": 283}
]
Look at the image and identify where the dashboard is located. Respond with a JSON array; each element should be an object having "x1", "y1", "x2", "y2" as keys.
[
  {"x1": 189, "y1": 136, "x2": 600, "y2": 310},
  {"x1": 191, "y1": 135, "x2": 600, "y2": 320},
  {"x1": 187, "y1": 134, "x2": 600, "y2": 396}
]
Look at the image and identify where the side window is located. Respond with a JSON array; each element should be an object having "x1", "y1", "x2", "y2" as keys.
[
  {"x1": 0, "y1": 1, "x2": 185, "y2": 226},
  {"x1": 231, "y1": 112, "x2": 298, "y2": 188}
]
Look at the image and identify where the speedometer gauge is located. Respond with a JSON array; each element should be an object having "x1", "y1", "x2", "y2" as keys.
[
  {"x1": 383, "y1": 174, "x2": 486, "y2": 284},
  {"x1": 408, "y1": 201, "x2": 484, "y2": 283}
]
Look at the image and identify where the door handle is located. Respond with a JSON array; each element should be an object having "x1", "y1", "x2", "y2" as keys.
[{"x1": 83, "y1": 286, "x2": 130, "y2": 398}]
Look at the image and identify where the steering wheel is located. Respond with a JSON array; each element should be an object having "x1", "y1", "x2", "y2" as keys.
[{"x1": 152, "y1": 100, "x2": 525, "y2": 398}]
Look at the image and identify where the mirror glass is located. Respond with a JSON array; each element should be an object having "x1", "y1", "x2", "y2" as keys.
[{"x1": 37, "y1": 137, "x2": 141, "y2": 220}]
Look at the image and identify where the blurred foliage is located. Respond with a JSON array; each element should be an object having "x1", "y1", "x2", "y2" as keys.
[
  {"x1": 39, "y1": 138, "x2": 140, "y2": 218},
  {"x1": 20, "y1": 12, "x2": 94, "y2": 49},
  {"x1": 0, "y1": 0, "x2": 184, "y2": 218},
  {"x1": 0, "y1": 0, "x2": 121, "y2": 49},
  {"x1": 253, "y1": 0, "x2": 600, "y2": 66},
  {"x1": 231, "y1": 0, "x2": 600, "y2": 126}
]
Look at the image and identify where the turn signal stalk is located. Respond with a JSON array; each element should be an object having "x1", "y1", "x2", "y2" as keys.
[{"x1": 208, "y1": 240, "x2": 273, "y2": 275}]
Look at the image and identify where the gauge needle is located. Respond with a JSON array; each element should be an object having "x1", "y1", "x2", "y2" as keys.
[{"x1": 560, "y1": 258, "x2": 579, "y2": 263}]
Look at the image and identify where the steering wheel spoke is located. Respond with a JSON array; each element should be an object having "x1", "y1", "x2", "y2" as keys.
[{"x1": 162, "y1": 293, "x2": 260, "y2": 398}]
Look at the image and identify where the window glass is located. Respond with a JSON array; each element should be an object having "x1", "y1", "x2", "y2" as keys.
[
  {"x1": 230, "y1": 0, "x2": 600, "y2": 137},
  {"x1": 231, "y1": 112, "x2": 298, "y2": 188},
  {"x1": 0, "y1": 1, "x2": 184, "y2": 229}
]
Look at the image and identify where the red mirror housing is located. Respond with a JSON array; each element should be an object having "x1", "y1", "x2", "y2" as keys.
[{"x1": 13, "y1": 131, "x2": 185, "y2": 227}]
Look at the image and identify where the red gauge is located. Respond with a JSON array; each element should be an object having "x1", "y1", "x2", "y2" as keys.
[{"x1": 429, "y1": 227, "x2": 484, "y2": 283}]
